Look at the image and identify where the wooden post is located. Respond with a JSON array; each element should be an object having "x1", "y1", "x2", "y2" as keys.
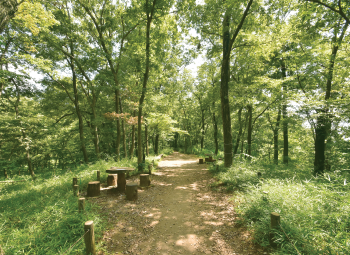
[
  {"x1": 87, "y1": 181, "x2": 100, "y2": 197},
  {"x1": 140, "y1": 174, "x2": 150, "y2": 187},
  {"x1": 96, "y1": 171, "x2": 100, "y2": 182},
  {"x1": 84, "y1": 221, "x2": 96, "y2": 255},
  {"x1": 148, "y1": 164, "x2": 152, "y2": 175},
  {"x1": 199, "y1": 159, "x2": 204, "y2": 164},
  {"x1": 4, "y1": 169, "x2": 8, "y2": 179},
  {"x1": 73, "y1": 177, "x2": 78, "y2": 187},
  {"x1": 73, "y1": 184, "x2": 79, "y2": 197},
  {"x1": 126, "y1": 183, "x2": 138, "y2": 201},
  {"x1": 269, "y1": 212, "x2": 280, "y2": 248},
  {"x1": 107, "y1": 174, "x2": 117, "y2": 186},
  {"x1": 257, "y1": 172, "x2": 262, "y2": 178},
  {"x1": 79, "y1": 198, "x2": 85, "y2": 212}
]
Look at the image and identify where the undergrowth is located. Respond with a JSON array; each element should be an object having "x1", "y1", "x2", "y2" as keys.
[
  {"x1": 0, "y1": 155, "x2": 160, "y2": 254},
  {"x1": 210, "y1": 160, "x2": 350, "y2": 255}
]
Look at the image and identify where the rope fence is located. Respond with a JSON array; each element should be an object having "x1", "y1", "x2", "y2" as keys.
[{"x1": 61, "y1": 229, "x2": 90, "y2": 255}]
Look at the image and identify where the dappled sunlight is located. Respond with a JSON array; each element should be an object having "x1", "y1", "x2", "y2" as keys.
[{"x1": 97, "y1": 153, "x2": 264, "y2": 254}]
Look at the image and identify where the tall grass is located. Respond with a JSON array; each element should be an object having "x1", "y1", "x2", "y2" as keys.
[
  {"x1": 0, "y1": 155, "x2": 159, "y2": 254},
  {"x1": 210, "y1": 160, "x2": 350, "y2": 255}
]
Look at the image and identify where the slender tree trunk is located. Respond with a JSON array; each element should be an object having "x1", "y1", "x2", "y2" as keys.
[
  {"x1": 221, "y1": 10, "x2": 233, "y2": 167},
  {"x1": 120, "y1": 98, "x2": 127, "y2": 158},
  {"x1": 273, "y1": 107, "x2": 282, "y2": 165},
  {"x1": 91, "y1": 105, "x2": 100, "y2": 158},
  {"x1": 212, "y1": 109, "x2": 219, "y2": 156},
  {"x1": 138, "y1": 0, "x2": 156, "y2": 170},
  {"x1": 145, "y1": 123, "x2": 149, "y2": 156},
  {"x1": 281, "y1": 59, "x2": 288, "y2": 164},
  {"x1": 247, "y1": 105, "x2": 253, "y2": 161},
  {"x1": 155, "y1": 133, "x2": 159, "y2": 155},
  {"x1": 314, "y1": 22, "x2": 348, "y2": 175},
  {"x1": 201, "y1": 108, "x2": 205, "y2": 150},
  {"x1": 129, "y1": 110, "x2": 136, "y2": 158},
  {"x1": 233, "y1": 106, "x2": 243, "y2": 155},
  {"x1": 71, "y1": 62, "x2": 89, "y2": 163}
]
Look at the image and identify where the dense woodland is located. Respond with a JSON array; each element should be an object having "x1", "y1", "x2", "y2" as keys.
[{"x1": 1, "y1": 0, "x2": 350, "y2": 254}]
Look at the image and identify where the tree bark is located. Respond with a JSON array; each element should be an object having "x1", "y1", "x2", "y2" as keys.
[
  {"x1": 220, "y1": 0, "x2": 253, "y2": 167},
  {"x1": 201, "y1": 108, "x2": 205, "y2": 150},
  {"x1": 145, "y1": 122, "x2": 149, "y2": 156},
  {"x1": 120, "y1": 98, "x2": 127, "y2": 158},
  {"x1": 71, "y1": 60, "x2": 89, "y2": 163},
  {"x1": 281, "y1": 59, "x2": 288, "y2": 164},
  {"x1": 247, "y1": 105, "x2": 253, "y2": 161},
  {"x1": 155, "y1": 133, "x2": 159, "y2": 155},
  {"x1": 273, "y1": 107, "x2": 282, "y2": 165},
  {"x1": 233, "y1": 106, "x2": 243, "y2": 155},
  {"x1": 212, "y1": 108, "x2": 219, "y2": 156},
  {"x1": 129, "y1": 110, "x2": 136, "y2": 158},
  {"x1": 314, "y1": 21, "x2": 348, "y2": 175},
  {"x1": 138, "y1": 0, "x2": 156, "y2": 170}
]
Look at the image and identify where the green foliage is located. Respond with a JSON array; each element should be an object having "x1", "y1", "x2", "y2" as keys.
[{"x1": 210, "y1": 161, "x2": 350, "y2": 254}]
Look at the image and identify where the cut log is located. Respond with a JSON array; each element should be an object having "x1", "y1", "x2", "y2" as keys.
[
  {"x1": 140, "y1": 174, "x2": 150, "y2": 187},
  {"x1": 126, "y1": 183, "x2": 138, "y2": 201},
  {"x1": 117, "y1": 173, "x2": 126, "y2": 192},
  {"x1": 199, "y1": 158, "x2": 204, "y2": 164},
  {"x1": 87, "y1": 181, "x2": 100, "y2": 197},
  {"x1": 107, "y1": 174, "x2": 118, "y2": 186}
]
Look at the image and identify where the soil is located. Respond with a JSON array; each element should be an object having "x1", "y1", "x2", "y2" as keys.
[{"x1": 94, "y1": 152, "x2": 267, "y2": 255}]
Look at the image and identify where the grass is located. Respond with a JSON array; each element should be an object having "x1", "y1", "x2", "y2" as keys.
[
  {"x1": 0, "y1": 154, "x2": 161, "y2": 255},
  {"x1": 209, "y1": 159, "x2": 350, "y2": 255}
]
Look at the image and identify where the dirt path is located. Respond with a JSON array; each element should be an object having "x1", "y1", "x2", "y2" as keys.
[{"x1": 96, "y1": 153, "x2": 265, "y2": 255}]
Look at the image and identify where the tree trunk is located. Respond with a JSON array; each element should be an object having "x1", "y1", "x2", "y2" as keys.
[
  {"x1": 221, "y1": 10, "x2": 233, "y2": 167},
  {"x1": 273, "y1": 107, "x2": 282, "y2": 165},
  {"x1": 212, "y1": 109, "x2": 219, "y2": 156},
  {"x1": 145, "y1": 123, "x2": 149, "y2": 156},
  {"x1": 201, "y1": 108, "x2": 205, "y2": 150},
  {"x1": 71, "y1": 62, "x2": 89, "y2": 163},
  {"x1": 138, "y1": 0, "x2": 156, "y2": 171},
  {"x1": 129, "y1": 110, "x2": 136, "y2": 158},
  {"x1": 233, "y1": 106, "x2": 243, "y2": 155},
  {"x1": 314, "y1": 22, "x2": 348, "y2": 175},
  {"x1": 281, "y1": 59, "x2": 288, "y2": 164},
  {"x1": 120, "y1": 98, "x2": 127, "y2": 158},
  {"x1": 247, "y1": 105, "x2": 253, "y2": 162},
  {"x1": 155, "y1": 134, "x2": 159, "y2": 155}
]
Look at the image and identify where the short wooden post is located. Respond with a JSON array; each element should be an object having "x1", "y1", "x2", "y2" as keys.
[
  {"x1": 269, "y1": 212, "x2": 280, "y2": 248},
  {"x1": 148, "y1": 164, "x2": 152, "y2": 175},
  {"x1": 140, "y1": 174, "x2": 150, "y2": 187},
  {"x1": 4, "y1": 169, "x2": 8, "y2": 179},
  {"x1": 73, "y1": 177, "x2": 78, "y2": 187},
  {"x1": 126, "y1": 183, "x2": 138, "y2": 201},
  {"x1": 96, "y1": 171, "x2": 100, "y2": 182},
  {"x1": 84, "y1": 221, "x2": 96, "y2": 255},
  {"x1": 199, "y1": 159, "x2": 204, "y2": 164},
  {"x1": 73, "y1": 184, "x2": 79, "y2": 197},
  {"x1": 257, "y1": 172, "x2": 262, "y2": 178},
  {"x1": 79, "y1": 198, "x2": 85, "y2": 212},
  {"x1": 87, "y1": 181, "x2": 100, "y2": 197},
  {"x1": 107, "y1": 174, "x2": 117, "y2": 186}
]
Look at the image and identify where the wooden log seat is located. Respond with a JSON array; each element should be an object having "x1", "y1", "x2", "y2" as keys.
[
  {"x1": 126, "y1": 183, "x2": 138, "y2": 201},
  {"x1": 140, "y1": 174, "x2": 150, "y2": 187},
  {"x1": 107, "y1": 174, "x2": 118, "y2": 186},
  {"x1": 87, "y1": 181, "x2": 100, "y2": 197}
]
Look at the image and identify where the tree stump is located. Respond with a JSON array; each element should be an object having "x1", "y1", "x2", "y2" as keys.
[
  {"x1": 199, "y1": 158, "x2": 204, "y2": 164},
  {"x1": 117, "y1": 173, "x2": 126, "y2": 192},
  {"x1": 126, "y1": 183, "x2": 138, "y2": 201},
  {"x1": 87, "y1": 181, "x2": 100, "y2": 197},
  {"x1": 140, "y1": 174, "x2": 150, "y2": 187},
  {"x1": 107, "y1": 174, "x2": 118, "y2": 186}
]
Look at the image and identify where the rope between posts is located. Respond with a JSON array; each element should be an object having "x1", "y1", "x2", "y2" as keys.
[
  {"x1": 278, "y1": 223, "x2": 301, "y2": 255},
  {"x1": 61, "y1": 229, "x2": 90, "y2": 255}
]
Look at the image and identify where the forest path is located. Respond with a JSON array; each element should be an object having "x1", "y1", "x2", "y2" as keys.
[{"x1": 96, "y1": 152, "x2": 265, "y2": 255}]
